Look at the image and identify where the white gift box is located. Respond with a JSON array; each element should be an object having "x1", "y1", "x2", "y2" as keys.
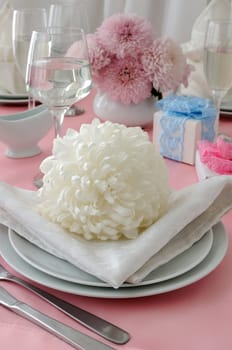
[{"x1": 153, "y1": 110, "x2": 203, "y2": 165}]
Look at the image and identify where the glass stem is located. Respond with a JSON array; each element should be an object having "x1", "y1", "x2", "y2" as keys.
[
  {"x1": 211, "y1": 91, "x2": 224, "y2": 136},
  {"x1": 52, "y1": 108, "x2": 67, "y2": 138},
  {"x1": 28, "y1": 94, "x2": 36, "y2": 110}
]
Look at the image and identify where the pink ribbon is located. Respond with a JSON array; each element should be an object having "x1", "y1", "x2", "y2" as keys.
[{"x1": 198, "y1": 134, "x2": 232, "y2": 175}]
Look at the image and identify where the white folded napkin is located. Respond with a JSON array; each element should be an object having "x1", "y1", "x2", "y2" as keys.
[
  {"x1": 0, "y1": 1, "x2": 26, "y2": 94},
  {"x1": 180, "y1": 0, "x2": 232, "y2": 101},
  {"x1": 0, "y1": 175, "x2": 231, "y2": 288}
]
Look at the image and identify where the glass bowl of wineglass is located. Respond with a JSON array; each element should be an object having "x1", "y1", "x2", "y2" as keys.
[
  {"x1": 26, "y1": 26, "x2": 92, "y2": 186},
  {"x1": 203, "y1": 20, "x2": 232, "y2": 132},
  {"x1": 12, "y1": 7, "x2": 48, "y2": 103},
  {"x1": 26, "y1": 26, "x2": 92, "y2": 137},
  {"x1": 48, "y1": 1, "x2": 90, "y2": 116}
]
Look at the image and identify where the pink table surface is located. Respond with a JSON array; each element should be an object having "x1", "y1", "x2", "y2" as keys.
[{"x1": 0, "y1": 92, "x2": 232, "y2": 350}]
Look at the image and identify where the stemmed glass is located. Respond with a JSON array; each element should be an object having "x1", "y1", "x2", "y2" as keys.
[
  {"x1": 12, "y1": 8, "x2": 47, "y2": 107},
  {"x1": 48, "y1": 1, "x2": 89, "y2": 32},
  {"x1": 26, "y1": 27, "x2": 92, "y2": 186},
  {"x1": 48, "y1": 1, "x2": 90, "y2": 116},
  {"x1": 203, "y1": 20, "x2": 232, "y2": 132}
]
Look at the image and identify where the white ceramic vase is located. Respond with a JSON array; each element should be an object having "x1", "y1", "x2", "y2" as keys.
[{"x1": 93, "y1": 90, "x2": 156, "y2": 127}]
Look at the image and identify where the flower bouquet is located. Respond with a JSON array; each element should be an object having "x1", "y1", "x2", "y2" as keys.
[{"x1": 87, "y1": 13, "x2": 192, "y2": 106}]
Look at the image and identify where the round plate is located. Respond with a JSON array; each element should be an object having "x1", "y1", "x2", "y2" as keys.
[
  {"x1": 220, "y1": 109, "x2": 232, "y2": 116},
  {"x1": 0, "y1": 98, "x2": 28, "y2": 105},
  {"x1": 8, "y1": 228, "x2": 213, "y2": 287},
  {"x1": 0, "y1": 93, "x2": 28, "y2": 99},
  {"x1": 0, "y1": 223, "x2": 228, "y2": 298}
]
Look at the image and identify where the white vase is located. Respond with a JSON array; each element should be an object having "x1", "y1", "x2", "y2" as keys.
[{"x1": 93, "y1": 90, "x2": 156, "y2": 127}]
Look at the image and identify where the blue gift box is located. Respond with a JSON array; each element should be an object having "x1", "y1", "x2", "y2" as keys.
[{"x1": 152, "y1": 94, "x2": 217, "y2": 165}]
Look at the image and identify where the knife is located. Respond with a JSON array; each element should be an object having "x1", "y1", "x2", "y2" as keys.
[
  {"x1": 0, "y1": 266, "x2": 130, "y2": 344},
  {"x1": 0, "y1": 286, "x2": 116, "y2": 350}
]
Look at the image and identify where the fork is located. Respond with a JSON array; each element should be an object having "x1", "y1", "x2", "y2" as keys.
[{"x1": 0, "y1": 264, "x2": 130, "y2": 345}]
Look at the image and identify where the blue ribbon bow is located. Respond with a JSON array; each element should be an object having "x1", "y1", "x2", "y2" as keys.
[{"x1": 156, "y1": 94, "x2": 217, "y2": 120}]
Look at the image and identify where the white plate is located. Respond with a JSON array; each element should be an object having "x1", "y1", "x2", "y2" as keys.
[
  {"x1": 0, "y1": 98, "x2": 28, "y2": 105},
  {"x1": 8, "y1": 229, "x2": 213, "y2": 288},
  {"x1": 0, "y1": 223, "x2": 228, "y2": 298},
  {"x1": 0, "y1": 93, "x2": 28, "y2": 99},
  {"x1": 220, "y1": 109, "x2": 232, "y2": 116},
  {"x1": 221, "y1": 101, "x2": 232, "y2": 111},
  {"x1": 221, "y1": 90, "x2": 232, "y2": 111}
]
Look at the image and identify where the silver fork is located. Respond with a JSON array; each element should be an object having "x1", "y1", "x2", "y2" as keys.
[{"x1": 0, "y1": 264, "x2": 130, "y2": 345}]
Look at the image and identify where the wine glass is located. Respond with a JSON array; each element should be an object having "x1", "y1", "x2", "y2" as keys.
[
  {"x1": 48, "y1": 1, "x2": 89, "y2": 32},
  {"x1": 203, "y1": 20, "x2": 232, "y2": 133},
  {"x1": 12, "y1": 8, "x2": 47, "y2": 107},
  {"x1": 26, "y1": 26, "x2": 92, "y2": 137},
  {"x1": 48, "y1": 1, "x2": 90, "y2": 116},
  {"x1": 26, "y1": 26, "x2": 92, "y2": 187}
]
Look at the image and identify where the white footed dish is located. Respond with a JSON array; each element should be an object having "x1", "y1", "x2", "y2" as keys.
[{"x1": 0, "y1": 105, "x2": 53, "y2": 158}]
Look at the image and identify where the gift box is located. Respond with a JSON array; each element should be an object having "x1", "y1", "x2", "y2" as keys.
[{"x1": 153, "y1": 95, "x2": 217, "y2": 165}]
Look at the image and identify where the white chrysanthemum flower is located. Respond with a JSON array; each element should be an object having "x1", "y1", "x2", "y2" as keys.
[{"x1": 37, "y1": 119, "x2": 170, "y2": 240}]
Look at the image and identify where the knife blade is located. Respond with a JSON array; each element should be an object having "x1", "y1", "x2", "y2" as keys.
[
  {"x1": 0, "y1": 286, "x2": 116, "y2": 350},
  {"x1": 1, "y1": 269, "x2": 130, "y2": 344}
]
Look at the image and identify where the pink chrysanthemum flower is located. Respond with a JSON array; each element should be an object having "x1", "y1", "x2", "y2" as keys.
[
  {"x1": 96, "y1": 13, "x2": 154, "y2": 58},
  {"x1": 163, "y1": 38, "x2": 190, "y2": 91},
  {"x1": 142, "y1": 38, "x2": 190, "y2": 93},
  {"x1": 142, "y1": 38, "x2": 172, "y2": 92},
  {"x1": 86, "y1": 33, "x2": 112, "y2": 78},
  {"x1": 98, "y1": 56, "x2": 152, "y2": 105}
]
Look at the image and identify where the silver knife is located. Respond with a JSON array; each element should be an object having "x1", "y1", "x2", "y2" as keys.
[
  {"x1": 0, "y1": 286, "x2": 116, "y2": 350},
  {"x1": 0, "y1": 265, "x2": 130, "y2": 344}
]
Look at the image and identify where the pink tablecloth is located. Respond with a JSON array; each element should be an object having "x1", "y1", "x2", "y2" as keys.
[{"x1": 0, "y1": 92, "x2": 232, "y2": 350}]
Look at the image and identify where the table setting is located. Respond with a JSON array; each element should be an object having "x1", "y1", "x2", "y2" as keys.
[
  {"x1": 0, "y1": 1, "x2": 232, "y2": 349},
  {"x1": 0, "y1": 102, "x2": 232, "y2": 350}
]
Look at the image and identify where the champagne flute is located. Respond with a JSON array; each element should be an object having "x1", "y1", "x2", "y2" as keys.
[
  {"x1": 203, "y1": 20, "x2": 232, "y2": 133},
  {"x1": 48, "y1": 1, "x2": 90, "y2": 116},
  {"x1": 12, "y1": 8, "x2": 47, "y2": 107},
  {"x1": 26, "y1": 27, "x2": 92, "y2": 186}
]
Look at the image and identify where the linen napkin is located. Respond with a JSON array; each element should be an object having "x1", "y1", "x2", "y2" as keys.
[
  {"x1": 180, "y1": 0, "x2": 232, "y2": 101},
  {"x1": 0, "y1": 175, "x2": 231, "y2": 289},
  {"x1": 0, "y1": 1, "x2": 26, "y2": 94}
]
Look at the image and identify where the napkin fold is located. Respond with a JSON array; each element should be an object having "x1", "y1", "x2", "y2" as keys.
[
  {"x1": 0, "y1": 1, "x2": 26, "y2": 94},
  {"x1": 0, "y1": 176, "x2": 231, "y2": 288}
]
